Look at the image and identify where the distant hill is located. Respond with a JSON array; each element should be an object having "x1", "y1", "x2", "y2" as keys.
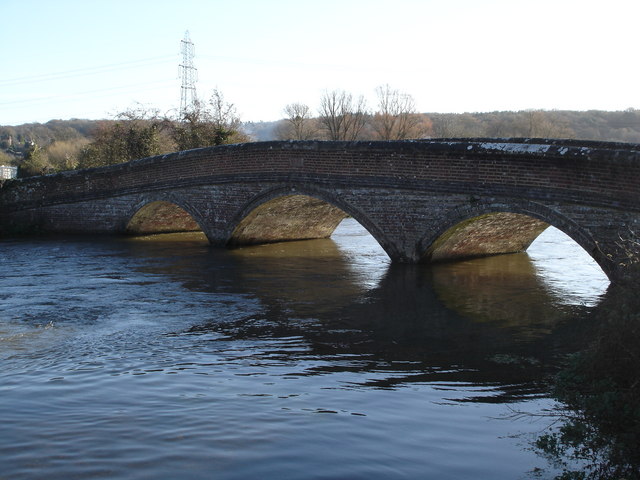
[
  {"x1": 3, "y1": 109, "x2": 640, "y2": 167},
  {"x1": 0, "y1": 119, "x2": 99, "y2": 164},
  {"x1": 250, "y1": 109, "x2": 640, "y2": 144},
  {"x1": 426, "y1": 109, "x2": 640, "y2": 143},
  {"x1": 1, "y1": 119, "x2": 97, "y2": 147}
]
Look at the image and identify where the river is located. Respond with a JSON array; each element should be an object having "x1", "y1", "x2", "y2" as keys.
[{"x1": 0, "y1": 218, "x2": 609, "y2": 479}]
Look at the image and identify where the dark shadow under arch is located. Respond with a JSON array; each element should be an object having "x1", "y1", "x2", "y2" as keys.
[
  {"x1": 229, "y1": 194, "x2": 347, "y2": 245},
  {"x1": 417, "y1": 200, "x2": 609, "y2": 277},
  {"x1": 425, "y1": 212, "x2": 549, "y2": 262},
  {"x1": 125, "y1": 200, "x2": 204, "y2": 236},
  {"x1": 226, "y1": 186, "x2": 397, "y2": 259}
]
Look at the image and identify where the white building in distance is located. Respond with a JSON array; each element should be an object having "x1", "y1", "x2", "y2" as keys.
[{"x1": 0, "y1": 165, "x2": 18, "y2": 179}]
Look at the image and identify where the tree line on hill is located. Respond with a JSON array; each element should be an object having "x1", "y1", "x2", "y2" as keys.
[
  {"x1": 0, "y1": 89, "x2": 250, "y2": 178},
  {"x1": 1, "y1": 84, "x2": 639, "y2": 178}
]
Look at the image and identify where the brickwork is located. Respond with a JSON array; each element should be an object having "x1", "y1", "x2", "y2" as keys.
[{"x1": 1, "y1": 139, "x2": 639, "y2": 281}]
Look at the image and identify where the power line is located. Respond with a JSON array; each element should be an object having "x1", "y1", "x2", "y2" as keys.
[
  {"x1": 0, "y1": 56, "x2": 176, "y2": 87},
  {"x1": 0, "y1": 80, "x2": 175, "y2": 108}
]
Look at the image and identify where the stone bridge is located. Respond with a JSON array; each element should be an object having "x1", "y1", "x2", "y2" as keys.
[{"x1": 1, "y1": 139, "x2": 639, "y2": 282}]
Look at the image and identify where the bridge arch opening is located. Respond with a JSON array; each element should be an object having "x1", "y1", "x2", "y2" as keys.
[
  {"x1": 420, "y1": 210, "x2": 610, "y2": 282},
  {"x1": 423, "y1": 212, "x2": 549, "y2": 262},
  {"x1": 229, "y1": 194, "x2": 348, "y2": 246},
  {"x1": 227, "y1": 191, "x2": 393, "y2": 259},
  {"x1": 125, "y1": 200, "x2": 204, "y2": 236}
]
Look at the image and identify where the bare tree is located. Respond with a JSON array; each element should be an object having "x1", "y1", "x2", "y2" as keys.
[
  {"x1": 372, "y1": 84, "x2": 427, "y2": 140},
  {"x1": 523, "y1": 110, "x2": 574, "y2": 139},
  {"x1": 431, "y1": 113, "x2": 484, "y2": 138},
  {"x1": 77, "y1": 106, "x2": 172, "y2": 169},
  {"x1": 280, "y1": 103, "x2": 318, "y2": 140},
  {"x1": 171, "y1": 89, "x2": 249, "y2": 150},
  {"x1": 208, "y1": 88, "x2": 246, "y2": 142},
  {"x1": 318, "y1": 90, "x2": 368, "y2": 141}
]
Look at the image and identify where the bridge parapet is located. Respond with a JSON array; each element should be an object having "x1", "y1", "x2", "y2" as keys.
[{"x1": 2, "y1": 139, "x2": 639, "y2": 211}]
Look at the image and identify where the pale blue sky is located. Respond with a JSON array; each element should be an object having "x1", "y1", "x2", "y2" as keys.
[{"x1": 1, "y1": 0, "x2": 638, "y2": 125}]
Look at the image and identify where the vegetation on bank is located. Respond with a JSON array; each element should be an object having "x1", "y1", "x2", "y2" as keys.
[
  {"x1": 1, "y1": 85, "x2": 640, "y2": 178},
  {"x1": 533, "y1": 234, "x2": 640, "y2": 479},
  {"x1": 0, "y1": 89, "x2": 249, "y2": 177}
]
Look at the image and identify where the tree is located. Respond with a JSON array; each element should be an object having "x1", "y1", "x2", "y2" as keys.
[
  {"x1": 0, "y1": 149, "x2": 14, "y2": 165},
  {"x1": 318, "y1": 89, "x2": 368, "y2": 141},
  {"x1": 522, "y1": 110, "x2": 574, "y2": 138},
  {"x1": 77, "y1": 106, "x2": 172, "y2": 169},
  {"x1": 279, "y1": 103, "x2": 318, "y2": 140},
  {"x1": 171, "y1": 89, "x2": 249, "y2": 150},
  {"x1": 20, "y1": 144, "x2": 53, "y2": 177},
  {"x1": 372, "y1": 84, "x2": 429, "y2": 140},
  {"x1": 207, "y1": 88, "x2": 250, "y2": 144},
  {"x1": 45, "y1": 139, "x2": 89, "y2": 172},
  {"x1": 171, "y1": 99, "x2": 221, "y2": 151}
]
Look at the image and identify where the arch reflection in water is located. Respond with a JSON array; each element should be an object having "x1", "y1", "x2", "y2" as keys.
[
  {"x1": 429, "y1": 228, "x2": 608, "y2": 335},
  {"x1": 126, "y1": 217, "x2": 608, "y2": 331},
  {"x1": 123, "y1": 218, "x2": 608, "y2": 396}
]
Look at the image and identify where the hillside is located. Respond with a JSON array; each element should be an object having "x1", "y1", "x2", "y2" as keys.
[
  {"x1": 426, "y1": 109, "x2": 640, "y2": 143},
  {"x1": 0, "y1": 119, "x2": 98, "y2": 165},
  {"x1": 3, "y1": 109, "x2": 640, "y2": 169},
  {"x1": 245, "y1": 109, "x2": 640, "y2": 143}
]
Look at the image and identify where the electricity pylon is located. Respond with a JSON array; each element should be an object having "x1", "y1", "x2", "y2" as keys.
[{"x1": 179, "y1": 31, "x2": 197, "y2": 117}]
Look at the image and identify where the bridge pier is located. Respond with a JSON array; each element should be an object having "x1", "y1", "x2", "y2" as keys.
[{"x1": 580, "y1": 216, "x2": 640, "y2": 283}]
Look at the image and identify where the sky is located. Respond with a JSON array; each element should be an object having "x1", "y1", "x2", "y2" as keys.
[{"x1": 1, "y1": 0, "x2": 639, "y2": 125}]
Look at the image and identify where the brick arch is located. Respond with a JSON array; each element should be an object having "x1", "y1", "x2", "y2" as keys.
[
  {"x1": 416, "y1": 199, "x2": 608, "y2": 275},
  {"x1": 224, "y1": 185, "x2": 398, "y2": 258},
  {"x1": 122, "y1": 194, "x2": 207, "y2": 237}
]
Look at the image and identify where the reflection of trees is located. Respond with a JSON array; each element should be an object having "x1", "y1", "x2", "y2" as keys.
[{"x1": 534, "y1": 277, "x2": 640, "y2": 479}]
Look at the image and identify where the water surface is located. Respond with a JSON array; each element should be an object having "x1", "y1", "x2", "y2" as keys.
[{"x1": 0, "y1": 219, "x2": 609, "y2": 479}]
